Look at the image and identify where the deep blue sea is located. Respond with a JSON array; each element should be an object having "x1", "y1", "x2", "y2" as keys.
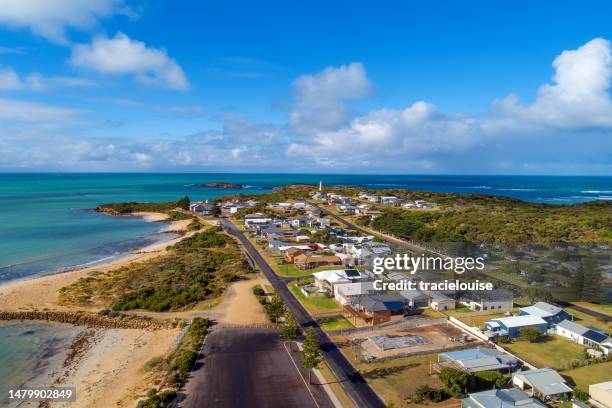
[{"x1": 0, "y1": 173, "x2": 610, "y2": 283}]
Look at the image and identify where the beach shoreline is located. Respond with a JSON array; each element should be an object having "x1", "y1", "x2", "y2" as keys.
[
  {"x1": 0, "y1": 211, "x2": 192, "y2": 296},
  {"x1": 0, "y1": 211, "x2": 195, "y2": 408}
]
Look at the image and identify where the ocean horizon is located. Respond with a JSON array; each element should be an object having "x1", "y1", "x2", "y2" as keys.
[{"x1": 0, "y1": 173, "x2": 610, "y2": 283}]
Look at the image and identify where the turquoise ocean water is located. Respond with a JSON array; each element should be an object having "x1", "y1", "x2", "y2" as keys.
[
  {"x1": 0, "y1": 173, "x2": 610, "y2": 283},
  {"x1": 0, "y1": 173, "x2": 610, "y2": 393}
]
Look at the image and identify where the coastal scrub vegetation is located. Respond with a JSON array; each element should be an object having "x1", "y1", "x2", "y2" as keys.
[
  {"x1": 95, "y1": 196, "x2": 191, "y2": 215},
  {"x1": 59, "y1": 227, "x2": 250, "y2": 311},
  {"x1": 220, "y1": 185, "x2": 612, "y2": 243},
  {"x1": 367, "y1": 200, "x2": 612, "y2": 244},
  {"x1": 137, "y1": 317, "x2": 212, "y2": 408}
]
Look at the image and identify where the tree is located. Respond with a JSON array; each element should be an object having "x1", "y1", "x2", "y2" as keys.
[
  {"x1": 519, "y1": 327, "x2": 543, "y2": 343},
  {"x1": 301, "y1": 327, "x2": 322, "y2": 384},
  {"x1": 438, "y1": 367, "x2": 468, "y2": 397},
  {"x1": 281, "y1": 311, "x2": 300, "y2": 340},
  {"x1": 177, "y1": 196, "x2": 190, "y2": 210},
  {"x1": 580, "y1": 257, "x2": 604, "y2": 302},
  {"x1": 264, "y1": 294, "x2": 286, "y2": 323}
]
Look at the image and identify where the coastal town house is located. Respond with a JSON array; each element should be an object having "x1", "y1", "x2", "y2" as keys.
[
  {"x1": 343, "y1": 293, "x2": 409, "y2": 326},
  {"x1": 462, "y1": 389, "x2": 547, "y2": 408},
  {"x1": 459, "y1": 289, "x2": 514, "y2": 312},
  {"x1": 484, "y1": 315, "x2": 547, "y2": 338},
  {"x1": 512, "y1": 368, "x2": 572, "y2": 401},
  {"x1": 555, "y1": 319, "x2": 610, "y2": 350},
  {"x1": 519, "y1": 302, "x2": 572, "y2": 326},
  {"x1": 294, "y1": 254, "x2": 342, "y2": 270}
]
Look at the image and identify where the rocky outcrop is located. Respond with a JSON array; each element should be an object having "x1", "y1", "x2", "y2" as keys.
[
  {"x1": 189, "y1": 182, "x2": 245, "y2": 188},
  {"x1": 0, "y1": 310, "x2": 170, "y2": 330}
]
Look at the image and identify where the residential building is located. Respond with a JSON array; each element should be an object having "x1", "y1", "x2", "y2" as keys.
[
  {"x1": 519, "y1": 302, "x2": 572, "y2": 325},
  {"x1": 294, "y1": 254, "x2": 342, "y2": 270},
  {"x1": 380, "y1": 196, "x2": 400, "y2": 205},
  {"x1": 312, "y1": 269, "x2": 366, "y2": 293},
  {"x1": 462, "y1": 389, "x2": 547, "y2": 408},
  {"x1": 189, "y1": 201, "x2": 213, "y2": 215},
  {"x1": 556, "y1": 319, "x2": 610, "y2": 350},
  {"x1": 344, "y1": 293, "x2": 409, "y2": 325},
  {"x1": 438, "y1": 347, "x2": 522, "y2": 373},
  {"x1": 590, "y1": 381, "x2": 612, "y2": 408},
  {"x1": 484, "y1": 315, "x2": 548, "y2": 338},
  {"x1": 460, "y1": 289, "x2": 514, "y2": 312},
  {"x1": 399, "y1": 290, "x2": 456, "y2": 311},
  {"x1": 284, "y1": 247, "x2": 306, "y2": 263},
  {"x1": 512, "y1": 368, "x2": 572, "y2": 401},
  {"x1": 334, "y1": 281, "x2": 375, "y2": 305},
  {"x1": 244, "y1": 213, "x2": 273, "y2": 228}
]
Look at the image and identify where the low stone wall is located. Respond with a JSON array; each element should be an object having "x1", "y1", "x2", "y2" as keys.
[{"x1": 0, "y1": 310, "x2": 170, "y2": 330}]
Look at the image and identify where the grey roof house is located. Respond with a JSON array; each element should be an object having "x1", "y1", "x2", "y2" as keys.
[
  {"x1": 512, "y1": 368, "x2": 572, "y2": 401},
  {"x1": 462, "y1": 389, "x2": 547, "y2": 408}
]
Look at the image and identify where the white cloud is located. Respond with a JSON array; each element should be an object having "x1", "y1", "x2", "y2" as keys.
[
  {"x1": 69, "y1": 33, "x2": 189, "y2": 90},
  {"x1": 0, "y1": 98, "x2": 79, "y2": 122},
  {"x1": 287, "y1": 39, "x2": 612, "y2": 171},
  {"x1": 495, "y1": 38, "x2": 612, "y2": 128},
  {"x1": 0, "y1": 0, "x2": 126, "y2": 43},
  {"x1": 0, "y1": 67, "x2": 96, "y2": 91},
  {"x1": 290, "y1": 62, "x2": 372, "y2": 134}
]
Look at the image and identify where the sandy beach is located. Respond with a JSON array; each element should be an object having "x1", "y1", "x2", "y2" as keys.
[
  {"x1": 0, "y1": 213, "x2": 193, "y2": 312},
  {"x1": 0, "y1": 211, "x2": 271, "y2": 408},
  {"x1": 0, "y1": 212, "x2": 192, "y2": 408}
]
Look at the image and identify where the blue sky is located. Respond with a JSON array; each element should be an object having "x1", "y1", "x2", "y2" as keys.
[{"x1": 0, "y1": 1, "x2": 611, "y2": 174}]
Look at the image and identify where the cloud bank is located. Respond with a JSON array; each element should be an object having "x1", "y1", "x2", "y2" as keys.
[
  {"x1": 0, "y1": 0, "x2": 126, "y2": 43},
  {"x1": 0, "y1": 38, "x2": 611, "y2": 173}
]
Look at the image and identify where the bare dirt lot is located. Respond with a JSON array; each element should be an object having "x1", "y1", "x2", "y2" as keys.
[{"x1": 345, "y1": 323, "x2": 481, "y2": 360}]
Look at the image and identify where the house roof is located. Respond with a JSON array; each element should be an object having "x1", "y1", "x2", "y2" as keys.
[
  {"x1": 491, "y1": 315, "x2": 547, "y2": 328},
  {"x1": 590, "y1": 381, "x2": 612, "y2": 394},
  {"x1": 439, "y1": 347, "x2": 520, "y2": 372},
  {"x1": 313, "y1": 269, "x2": 362, "y2": 283},
  {"x1": 463, "y1": 288, "x2": 514, "y2": 302},
  {"x1": 513, "y1": 368, "x2": 572, "y2": 396},
  {"x1": 462, "y1": 389, "x2": 547, "y2": 408},
  {"x1": 520, "y1": 302, "x2": 564, "y2": 318},
  {"x1": 558, "y1": 320, "x2": 609, "y2": 344},
  {"x1": 352, "y1": 293, "x2": 407, "y2": 312},
  {"x1": 557, "y1": 319, "x2": 589, "y2": 335},
  {"x1": 335, "y1": 282, "x2": 375, "y2": 297},
  {"x1": 399, "y1": 290, "x2": 431, "y2": 301}
]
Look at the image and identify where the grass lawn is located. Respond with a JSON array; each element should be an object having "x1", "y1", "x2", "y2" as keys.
[
  {"x1": 275, "y1": 261, "x2": 343, "y2": 277},
  {"x1": 332, "y1": 334, "x2": 448, "y2": 408},
  {"x1": 572, "y1": 302, "x2": 612, "y2": 315},
  {"x1": 561, "y1": 361, "x2": 612, "y2": 390},
  {"x1": 318, "y1": 316, "x2": 354, "y2": 331},
  {"x1": 501, "y1": 336, "x2": 587, "y2": 370},
  {"x1": 458, "y1": 312, "x2": 510, "y2": 329},
  {"x1": 565, "y1": 308, "x2": 612, "y2": 333},
  {"x1": 289, "y1": 283, "x2": 342, "y2": 316}
]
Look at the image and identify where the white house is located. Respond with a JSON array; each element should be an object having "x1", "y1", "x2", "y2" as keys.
[
  {"x1": 313, "y1": 269, "x2": 366, "y2": 294},
  {"x1": 335, "y1": 281, "x2": 375, "y2": 305},
  {"x1": 380, "y1": 196, "x2": 400, "y2": 205},
  {"x1": 556, "y1": 319, "x2": 610, "y2": 351},
  {"x1": 244, "y1": 213, "x2": 273, "y2": 228}
]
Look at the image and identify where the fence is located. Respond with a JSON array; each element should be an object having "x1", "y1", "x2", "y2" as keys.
[{"x1": 447, "y1": 316, "x2": 490, "y2": 341}]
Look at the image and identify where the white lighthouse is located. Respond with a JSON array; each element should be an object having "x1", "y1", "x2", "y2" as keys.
[{"x1": 319, "y1": 180, "x2": 323, "y2": 192}]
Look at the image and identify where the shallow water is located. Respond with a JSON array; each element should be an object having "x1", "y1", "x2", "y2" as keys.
[{"x1": 0, "y1": 173, "x2": 609, "y2": 282}]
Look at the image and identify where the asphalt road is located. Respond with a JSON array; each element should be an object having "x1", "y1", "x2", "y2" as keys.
[
  {"x1": 180, "y1": 328, "x2": 327, "y2": 408},
  {"x1": 221, "y1": 219, "x2": 386, "y2": 408}
]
